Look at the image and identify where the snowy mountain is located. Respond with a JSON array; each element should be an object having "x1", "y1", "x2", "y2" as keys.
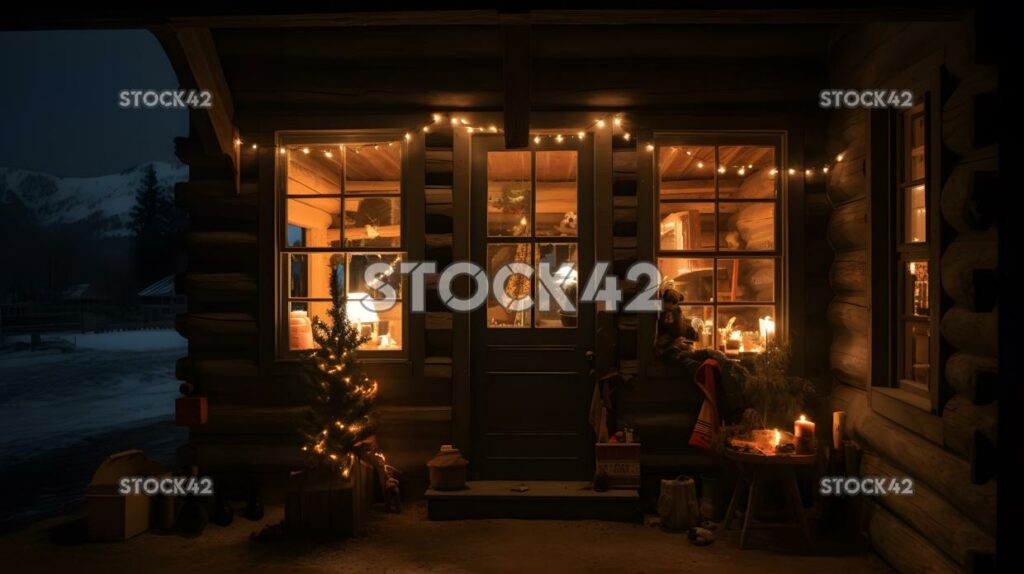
[{"x1": 0, "y1": 162, "x2": 188, "y2": 237}]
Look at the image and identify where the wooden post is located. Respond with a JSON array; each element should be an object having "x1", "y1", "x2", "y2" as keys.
[{"x1": 501, "y1": 14, "x2": 530, "y2": 149}]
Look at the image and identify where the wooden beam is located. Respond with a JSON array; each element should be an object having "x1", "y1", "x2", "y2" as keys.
[
  {"x1": 151, "y1": 25, "x2": 239, "y2": 190},
  {"x1": 501, "y1": 14, "x2": 531, "y2": 149}
]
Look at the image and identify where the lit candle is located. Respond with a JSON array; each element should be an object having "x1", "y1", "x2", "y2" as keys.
[
  {"x1": 759, "y1": 316, "x2": 776, "y2": 348},
  {"x1": 794, "y1": 415, "x2": 815, "y2": 438},
  {"x1": 794, "y1": 415, "x2": 816, "y2": 454}
]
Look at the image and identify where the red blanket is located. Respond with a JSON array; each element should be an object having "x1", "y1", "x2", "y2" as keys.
[{"x1": 688, "y1": 358, "x2": 721, "y2": 450}]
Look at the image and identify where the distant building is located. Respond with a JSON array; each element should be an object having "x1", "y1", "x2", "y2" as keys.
[{"x1": 137, "y1": 275, "x2": 185, "y2": 326}]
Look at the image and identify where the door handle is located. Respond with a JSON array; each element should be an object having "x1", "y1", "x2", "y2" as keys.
[{"x1": 585, "y1": 350, "x2": 595, "y2": 363}]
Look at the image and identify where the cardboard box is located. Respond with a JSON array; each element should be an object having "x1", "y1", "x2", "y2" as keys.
[
  {"x1": 86, "y1": 450, "x2": 166, "y2": 541},
  {"x1": 595, "y1": 443, "x2": 641, "y2": 489}
]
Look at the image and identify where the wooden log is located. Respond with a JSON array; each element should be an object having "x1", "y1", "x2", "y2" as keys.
[
  {"x1": 861, "y1": 497, "x2": 962, "y2": 574},
  {"x1": 182, "y1": 272, "x2": 258, "y2": 305},
  {"x1": 940, "y1": 306, "x2": 997, "y2": 357},
  {"x1": 941, "y1": 234, "x2": 998, "y2": 312},
  {"x1": 613, "y1": 178, "x2": 637, "y2": 196},
  {"x1": 942, "y1": 66, "x2": 997, "y2": 157},
  {"x1": 827, "y1": 198, "x2": 868, "y2": 251},
  {"x1": 175, "y1": 183, "x2": 258, "y2": 229},
  {"x1": 805, "y1": 192, "x2": 831, "y2": 235},
  {"x1": 425, "y1": 149, "x2": 453, "y2": 173},
  {"x1": 425, "y1": 186, "x2": 453, "y2": 205},
  {"x1": 613, "y1": 151, "x2": 637, "y2": 175},
  {"x1": 830, "y1": 249, "x2": 868, "y2": 297},
  {"x1": 827, "y1": 301, "x2": 869, "y2": 336},
  {"x1": 862, "y1": 451, "x2": 995, "y2": 567},
  {"x1": 613, "y1": 207, "x2": 637, "y2": 224},
  {"x1": 827, "y1": 154, "x2": 866, "y2": 205},
  {"x1": 944, "y1": 352, "x2": 997, "y2": 405},
  {"x1": 830, "y1": 332, "x2": 869, "y2": 388},
  {"x1": 425, "y1": 312, "x2": 453, "y2": 330},
  {"x1": 941, "y1": 166, "x2": 997, "y2": 234},
  {"x1": 833, "y1": 385, "x2": 997, "y2": 534},
  {"x1": 425, "y1": 210, "x2": 454, "y2": 234},
  {"x1": 175, "y1": 313, "x2": 258, "y2": 350},
  {"x1": 186, "y1": 231, "x2": 258, "y2": 261},
  {"x1": 942, "y1": 395, "x2": 997, "y2": 461}
]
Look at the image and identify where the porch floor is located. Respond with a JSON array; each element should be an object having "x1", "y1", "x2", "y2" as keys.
[
  {"x1": 0, "y1": 501, "x2": 890, "y2": 574},
  {"x1": 426, "y1": 480, "x2": 641, "y2": 522}
]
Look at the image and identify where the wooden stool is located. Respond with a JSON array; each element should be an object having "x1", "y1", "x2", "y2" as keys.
[{"x1": 722, "y1": 449, "x2": 816, "y2": 549}]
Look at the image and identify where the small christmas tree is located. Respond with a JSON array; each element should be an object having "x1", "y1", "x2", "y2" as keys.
[{"x1": 299, "y1": 265, "x2": 387, "y2": 479}]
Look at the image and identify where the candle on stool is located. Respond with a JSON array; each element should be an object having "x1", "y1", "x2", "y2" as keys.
[{"x1": 794, "y1": 415, "x2": 816, "y2": 454}]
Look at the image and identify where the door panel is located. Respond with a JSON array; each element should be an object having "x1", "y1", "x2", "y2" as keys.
[{"x1": 470, "y1": 134, "x2": 595, "y2": 480}]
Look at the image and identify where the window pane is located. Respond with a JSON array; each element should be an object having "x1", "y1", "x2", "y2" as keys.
[
  {"x1": 286, "y1": 147, "x2": 343, "y2": 195},
  {"x1": 717, "y1": 258, "x2": 775, "y2": 302},
  {"x1": 659, "y1": 145, "x2": 715, "y2": 200},
  {"x1": 289, "y1": 253, "x2": 344, "y2": 299},
  {"x1": 906, "y1": 261, "x2": 930, "y2": 317},
  {"x1": 716, "y1": 306, "x2": 776, "y2": 355},
  {"x1": 720, "y1": 202, "x2": 774, "y2": 251},
  {"x1": 718, "y1": 146, "x2": 777, "y2": 199},
  {"x1": 681, "y1": 305, "x2": 716, "y2": 350},
  {"x1": 658, "y1": 257, "x2": 715, "y2": 303},
  {"x1": 344, "y1": 197, "x2": 401, "y2": 248},
  {"x1": 487, "y1": 151, "x2": 532, "y2": 237},
  {"x1": 288, "y1": 301, "x2": 334, "y2": 351},
  {"x1": 536, "y1": 151, "x2": 578, "y2": 237},
  {"x1": 345, "y1": 143, "x2": 402, "y2": 194},
  {"x1": 347, "y1": 296, "x2": 403, "y2": 351},
  {"x1": 287, "y1": 198, "x2": 341, "y2": 248},
  {"x1": 345, "y1": 253, "x2": 403, "y2": 300},
  {"x1": 487, "y1": 243, "x2": 532, "y2": 328},
  {"x1": 659, "y1": 202, "x2": 715, "y2": 250},
  {"x1": 536, "y1": 243, "x2": 578, "y2": 328},
  {"x1": 903, "y1": 321, "x2": 930, "y2": 385},
  {"x1": 908, "y1": 113, "x2": 925, "y2": 182},
  {"x1": 905, "y1": 184, "x2": 926, "y2": 243}
]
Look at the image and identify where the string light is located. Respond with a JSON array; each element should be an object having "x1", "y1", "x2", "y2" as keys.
[
  {"x1": 578, "y1": 131, "x2": 585, "y2": 139},
  {"x1": 788, "y1": 168, "x2": 796, "y2": 175},
  {"x1": 279, "y1": 148, "x2": 286, "y2": 155},
  {"x1": 432, "y1": 113, "x2": 442, "y2": 123},
  {"x1": 645, "y1": 143, "x2": 655, "y2": 152},
  {"x1": 836, "y1": 153, "x2": 845, "y2": 162},
  {"x1": 251, "y1": 143, "x2": 258, "y2": 150},
  {"x1": 422, "y1": 125, "x2": 430, "y2": 133},
  {"x1": 696, "y1": 161, "x2": 704, "y2": 169},
  {"x1": 324, "y1": 150, "x2": 333, "y2": 158},
  {"x1": 302, "y1": 147, "x2": 310, "y2": 155},
  {"x1": 404, "y1": 132, "x2": 411, "y2": 141},
  {"x1": 623, "y1": 132, "x2": 631, "y2": 141},
  {"x1": 737, "y1": 167, "x2": 746, "y2": 176},
  {"x1": 450, "y1": 117, "x2": 459, "y2": 126},
  {"x1": 822, "y1": 165, "x2": 830, "y2": 174},
  {"x1": 596, "y1": 119, "x2": 606, "y2": 128},
  {"x1": 555, "y1": 134, "x2": 564, "y2": 143},
  {"x1": 534, "y1": 135, "x2": 541, "y2": 144},
  {"x1": 459, "y1": 118, "x2": 469, "y2": 125},
  {"x1": 769, "y1": 168, "x2": 778, "y2": 176},
  {"x1": 613, "y1": 117, "x2": 622, "y2": 127},
  {"x1": 234, "y1": 137, "x2": 242, "y2": 146},
  {"x1": 718, "y1": 165, "x2": 726, "y2": 174},
  {"x1": 489, "y1": 125, "x2": 498, "y2": 133}
]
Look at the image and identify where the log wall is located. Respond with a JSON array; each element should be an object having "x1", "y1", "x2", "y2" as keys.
[{"x1": 825, "y1": 19, "x2": 997, "y2": 572}]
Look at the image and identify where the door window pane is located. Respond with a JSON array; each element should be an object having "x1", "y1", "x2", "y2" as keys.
[
  {"x1": 289, "y1": 253, "x2": 344, "y2": 299},
  {"x1": 487, "y1": 243, "x2": 532, "y2": 328},
  {"x1": 487, "y1": 151, "x2": 532, "y2": 237},
  {"x1": 659, "y1": 145, "x2": 715, "y2": 200},
  {"x1": 903, "y1": 321, "x2": 930, "y2": 385},
  {"x1": 536, "y1": 243, "x2": 578, "y2": 328},
  {"x1": 906, "y1": 261, "x2": 929, "y2": 317},
  {"x1": 908, "y1": 114, "x2": 925, "y2": 182},
  {"x1": 536, "y1": 151, "x2": 578, "y2": 237},
  {"x1": 659, "y1": 203, "x2": 715, "y2": 250},
  {"x1": 286, "y1": 147, "x2": 343, "y2": 195}
]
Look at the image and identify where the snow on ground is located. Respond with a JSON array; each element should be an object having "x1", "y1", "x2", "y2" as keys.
[{"x1": 0, "y1": 330, "x2": 186, "y2": 530}]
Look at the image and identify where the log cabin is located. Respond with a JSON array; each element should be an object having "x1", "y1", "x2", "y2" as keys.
[{"x1": 7, "y1": 6, "x2": 1003, "y2": 571}]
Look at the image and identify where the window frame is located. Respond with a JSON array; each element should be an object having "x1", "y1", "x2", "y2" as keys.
[
  {"x1": 275, "y1": 130, "x2": 415, "y2": 360},
  {"x1": 868, "y1": 69, "x2": 945, "y2": 419},
  {"x1": 652, "y1": 132, "x2": 786, "y2": 354}
]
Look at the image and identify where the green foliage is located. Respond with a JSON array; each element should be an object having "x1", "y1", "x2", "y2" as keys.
[
  {"x1": 741, "y1": 341, "x2": 817, "y2": 430},
  {"x1": 299, "y1": 265, "x2": 382, "y2": 477}
]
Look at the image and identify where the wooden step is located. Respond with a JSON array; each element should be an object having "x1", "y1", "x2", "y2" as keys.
[{"x1": 426, "y1": 481, "x2": 641, "y2": 523}]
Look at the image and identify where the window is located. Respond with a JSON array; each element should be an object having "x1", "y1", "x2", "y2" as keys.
[
  {"x1": 894, "y1": 103, "x2": 931, "y2": 396},
  {"x1": 279, "y1": 139, "x2": 405, "y2": 353},
  {"x1": 485, "y1": 149, "x2": 579, "y2": 328},
  {"x1": 655, "y1": 140, "x2": 781, "y2": 354}
]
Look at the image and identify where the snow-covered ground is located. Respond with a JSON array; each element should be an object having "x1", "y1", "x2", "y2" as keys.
[{"x1": 0, "y1": 329, "x2": 187, "y2": 530}]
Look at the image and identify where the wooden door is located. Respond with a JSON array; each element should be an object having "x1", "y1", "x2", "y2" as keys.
[{"x1": 470, "y1": 134, "x2": 595, "y2": 480}]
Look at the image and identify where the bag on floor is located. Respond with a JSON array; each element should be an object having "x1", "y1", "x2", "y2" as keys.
[{"x1": 657, "y1": 475, "x2": 699, "y2": 531}]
